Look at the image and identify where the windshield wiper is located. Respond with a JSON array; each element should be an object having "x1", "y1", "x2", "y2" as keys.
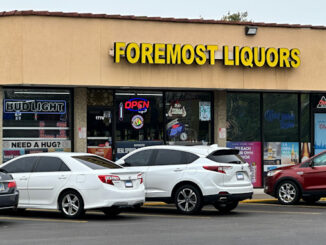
[{"x1": 228, "y1": 161, "x2": 242, "y2": 164}]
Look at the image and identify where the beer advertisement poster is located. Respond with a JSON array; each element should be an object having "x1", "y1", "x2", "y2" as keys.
[
  {"x1": 226, "y1": 141, "x2": 262, "y2": 187},
  {"x1": 281, "y1": 142, "x2": 299, "y2": 165}
]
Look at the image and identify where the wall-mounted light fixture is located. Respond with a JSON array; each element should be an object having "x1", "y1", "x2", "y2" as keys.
[{"x1": 245, "y1": 26, "x2": 257, "y2": 35}]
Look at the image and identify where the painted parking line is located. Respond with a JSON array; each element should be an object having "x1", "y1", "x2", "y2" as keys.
[
  {"x1": 121, "y1": 212, "x2": 211, "y2": 219},
  {"x1": 238, "y1": 210, "x2": 321, "y2": 215},
  {"x1": 0, "y1": 216, "x2": 88, "y2": 223},
  {"x1": 240, "y1": 202, "x2": 326, "y2": 209},
  {"x1": 240, "y1": 199, "x2": 277, "y2": 203}
]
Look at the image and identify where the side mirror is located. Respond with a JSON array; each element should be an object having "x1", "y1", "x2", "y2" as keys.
[{"x1": 309, "y1": 161, "x2": 314, "y2": 167}]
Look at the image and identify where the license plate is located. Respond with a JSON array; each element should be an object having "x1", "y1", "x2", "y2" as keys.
[
  {"x1": 125, "y1": 180, "x2": 133, "y2": 188},
  {"x1": 0, "y1": 183, "x2": 4, "y2": 191},
  {"x1": 236, "y1": 172, "x2": 244, "y2": 180}
]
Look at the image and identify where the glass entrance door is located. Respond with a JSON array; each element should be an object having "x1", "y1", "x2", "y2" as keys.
[
  {"x1": 87, "y1": 107, "x2": 113, "y2": 160},
  {"x1": 314, "y1": 113, "x2": 326, "y2": 155}
]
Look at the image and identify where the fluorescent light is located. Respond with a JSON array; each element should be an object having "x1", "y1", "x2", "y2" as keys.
[
  {"x1": 14, "y1": 91, "x2": 70, "y2": 95},
  {"x1": 137, "y1": 93, "x2": 163, "y2": 96},
  {"x1": 115, "y1": 93, "x2": 136, "y2": 96}
]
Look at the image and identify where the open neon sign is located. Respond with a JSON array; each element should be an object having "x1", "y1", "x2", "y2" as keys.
[{"x1": 124, "y1": 98, "x2": 150, "y2": 112}]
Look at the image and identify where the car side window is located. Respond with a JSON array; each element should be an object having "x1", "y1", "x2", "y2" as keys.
[
  {"x1": 34, "y1": 157, "x2": 70, "y2": 172},
  {"x1": 124, "y1": 150, "x2": 153, "y2": 167},
  {"x1": 313, "y1": 153, "x2": 326, "y2": 167},
  {"x1": 153, "y1": 149, "x2": 188, "y2": 165},
  {"x1": 1, "y1": 157, "x2": 37, "y2": 173},
  {"x1": 185, "y1": 152, "x2": 199, "y2": 163}
]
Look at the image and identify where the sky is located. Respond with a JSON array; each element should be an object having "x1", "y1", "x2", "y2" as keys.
[{"x1": 0, "y1": 0, "x2": 325, "y2": 26}]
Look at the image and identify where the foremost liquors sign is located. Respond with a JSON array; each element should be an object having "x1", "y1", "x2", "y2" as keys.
[
  {"x1": 4, "y1": 100, "x2": 66, "y2": 114},
  {"x1": 113, "y1": 42, "x2": 301, "y2": 68}
]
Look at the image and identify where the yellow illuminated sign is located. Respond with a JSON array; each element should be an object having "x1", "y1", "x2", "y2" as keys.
[{"x1": 113, "y1": 42, "x2": 300, "y2": 68}]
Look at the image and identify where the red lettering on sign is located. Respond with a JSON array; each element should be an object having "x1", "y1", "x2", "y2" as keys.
[
  {"x1": 143, "y1": 101, "x2": 149, "y2": 108},
  {"x1": 124, "y1": 99, "x2": 150, "y2": 111}
]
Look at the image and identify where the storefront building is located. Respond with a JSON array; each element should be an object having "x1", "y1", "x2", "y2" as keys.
[{"x1": 1, "y1": 11, "x2": 326, "y2": 187}]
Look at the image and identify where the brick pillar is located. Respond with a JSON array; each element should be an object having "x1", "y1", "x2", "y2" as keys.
[
  {"x1": 74, "y1": 88, "x2": 87, "y2": 152},
  {"x1": 214, "y1": 91, "x2": 227, "y2": 147}
]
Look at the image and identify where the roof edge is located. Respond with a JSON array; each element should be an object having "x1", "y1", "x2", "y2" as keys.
[{"x1": 0, "y1": 10, "x2": 325, "y2": 30}]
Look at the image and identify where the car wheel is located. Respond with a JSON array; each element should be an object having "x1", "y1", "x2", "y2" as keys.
[
  {"x1": 59, "y1": 191, "x2": 84, "y2": 219},
  {"x1": 214, "y1": 201, "x2": 239, "y2": 213},
  {"x1": 102, "y1": 207, "x2": 121, "y2": 217},
  {"x1": 302, "y1": 196, "x2": 320, "y2": 204},
  {"x1": 277, "y1": 181, "x2": 300, "y2": 205},
  {"x1": 174, "y1": 185, "x2": 203, "y2": 214}
]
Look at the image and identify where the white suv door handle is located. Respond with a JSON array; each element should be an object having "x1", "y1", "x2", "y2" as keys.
[
  {"x1": 19, "y1": 176, "x2": 28, "y2": 181},
  {"x1": 174, "y1": 168, "x2": 183, "y2": 172},
  {"x1": 58, "y1": 175, "x2": 67, "y2": 180}
]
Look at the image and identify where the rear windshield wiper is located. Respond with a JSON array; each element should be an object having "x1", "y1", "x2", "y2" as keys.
[{"x1": 228, "y1": 161, "x2": 242, "y2": 164}]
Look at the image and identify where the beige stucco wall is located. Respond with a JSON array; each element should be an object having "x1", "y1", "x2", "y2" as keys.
[{"x1": 0, "y1": 16, "x2": 325, "y2": 91}]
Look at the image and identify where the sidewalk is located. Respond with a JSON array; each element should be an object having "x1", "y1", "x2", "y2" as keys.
[{"x1": 252, "y1": 188, "x2": 273, "y2": 200}]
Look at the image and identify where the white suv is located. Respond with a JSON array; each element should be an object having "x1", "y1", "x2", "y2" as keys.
[{"x1": 116, "y1": 144, "x2": 253, "y2": 214}]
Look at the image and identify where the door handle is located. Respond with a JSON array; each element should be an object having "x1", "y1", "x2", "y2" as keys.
[
  {"x1": 174, "y1": 168, "x2": 183, "y2": 172},
  {"x1": 58, "y1": 175, "x2": 67, "y2": 180},
  {"x1": 19, "y1": 177, "x2": 28, "y2": 181}
]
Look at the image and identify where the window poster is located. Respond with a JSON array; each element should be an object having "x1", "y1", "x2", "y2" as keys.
[
  {"x1": 314, "y1": 113, "x2": 326, "y2": 154},
  {"x1": 263, "y1": 142, "x2": 299, "y2": 172},
  {"x1": 199, "y1": 101, "x2": 211, "y2": 121},
  {"x1": 87, "y1": 146, "x2": 113, "y2": 161},
  {"x1": 227, "y1": 141, "x2": 262, "y2": 187},
  {"x1": 281, "y1": 142, "x2": 299, "y2": 165}
]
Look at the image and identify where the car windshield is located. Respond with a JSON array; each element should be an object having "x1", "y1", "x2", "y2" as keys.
[
  {"x1": 73, "y1": 156, "x2": 122, "y2": 170},
  {"x1": 207, "y1": 149, "x2": 245, "y2": 164}
]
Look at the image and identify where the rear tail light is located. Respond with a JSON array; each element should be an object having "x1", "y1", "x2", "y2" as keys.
[
  {"x1": 137, "y1": 173, "x2": 143, "y2": 184},
  {"x1": 203, "y1": 166, "x2": 232, "y2": 174},
  {"x1": 98, "y1": 175, "x2": 120, "y2": 185},
  {"x1": 8, "y1": 181, "x2": 16, "y2": 188}
]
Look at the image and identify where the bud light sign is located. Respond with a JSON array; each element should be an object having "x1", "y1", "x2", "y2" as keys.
[{"x1": 124, "y1": 98, "x2": 150, "y2": 112}]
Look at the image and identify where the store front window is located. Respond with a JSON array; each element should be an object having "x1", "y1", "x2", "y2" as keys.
[
  {"x1": 87, "y1": 89, "x2": 113, "y2": 160},
  {"x1": 226, "y1": 93, "x2": 262, "y2": 187},
  {"x1": 263, "y1": 93, "x2": 299, "y2": 173},
  {"x1": 115, "y1": 91, "x2": 164, "y2": 159},
  {"x1": 165, "y1": 91, "x2": 212, "y2": 145},
  {"x1": 311, "y1": 94, "x2": 326, "y2": 155},
  {"x1": 2, "y1": 88, "x2": 72, "y2": 162}
]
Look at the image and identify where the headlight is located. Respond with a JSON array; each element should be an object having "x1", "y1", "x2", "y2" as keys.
[{"x1": 267, "y1": 170, "x2": 281, "y2": 177}]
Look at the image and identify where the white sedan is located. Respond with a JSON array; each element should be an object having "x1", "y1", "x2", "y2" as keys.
[{"x1": 0, "y1": 152, "x2": 145, "y2": 218}]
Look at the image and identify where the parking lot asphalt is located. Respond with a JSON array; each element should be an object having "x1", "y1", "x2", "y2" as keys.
[{"x1": 1, "y1": 200, "x2": 326, "y2": 245}]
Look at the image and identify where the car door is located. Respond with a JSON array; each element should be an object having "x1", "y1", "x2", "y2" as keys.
[
  {"x1": 28, "y1": 156, "x2": 71, "y2": 206},
  {"x1": 301, "y1": 153, "x2": 326, "y2": 190},
  {"x1": 1, "y1": 156, "x2": 37, "y2": 205},
  {"x1": 145, "y1": 149, "x2": 191, "y2": 198}
]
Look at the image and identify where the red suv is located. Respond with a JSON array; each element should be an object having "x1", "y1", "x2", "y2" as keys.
[{"x1": 265, "y1": 151, "x2": 326, "y2": 205}]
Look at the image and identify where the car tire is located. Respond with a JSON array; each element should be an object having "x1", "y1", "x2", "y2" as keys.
[
  {"x1": 214, "y1": 201, "x2": 239, "y2": 213},
  {"x1": 102, "y1": 207, "x2": 121, "y2": 217},
  {"x1": 302, "y1": 196, "x2": 320, "y2": 204},
  {"x1": 59, "y1": 190, "x2": 84, "y2": 219},
  {"x1": 277, "y1": 181, "x2": 300, "y2": 205},
  {"x1": 174, "y1": 184, "x2": 203, "y2": 215}
]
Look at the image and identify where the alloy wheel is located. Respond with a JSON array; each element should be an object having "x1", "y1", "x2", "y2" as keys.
[
  {"x1": 176, "y1": 188, "x2": 198, "y2": 212},
  {"x1": 278, "y1": 182, "x2": 297, "y2": 204},
  {"x1": 62, "y1": 193, "x2": 80, "y2": 216}
]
